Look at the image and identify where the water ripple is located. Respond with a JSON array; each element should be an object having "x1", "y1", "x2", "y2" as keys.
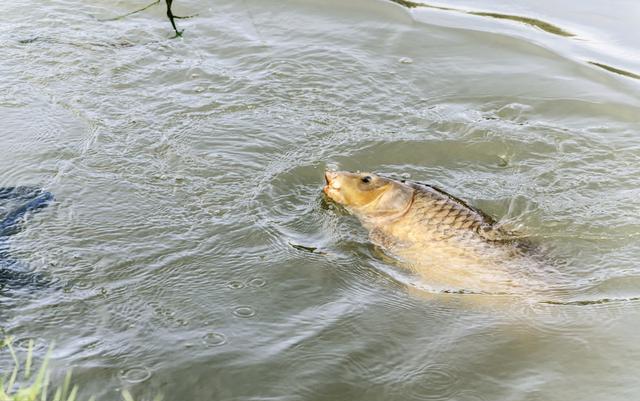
[
  {"x1": 120, "y1": 366, "x2": 152, "y2": 384},
  {"x1": 2, "y1": 1, "x2": 640, "y2": 400},
  {"x1": 232, "y1": 306, "x2": 256, "y2": 318}
]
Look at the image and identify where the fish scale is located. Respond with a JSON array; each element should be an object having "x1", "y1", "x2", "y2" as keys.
[{"x1": 408, "y1": 183, "x2": 498, "y2": 240}]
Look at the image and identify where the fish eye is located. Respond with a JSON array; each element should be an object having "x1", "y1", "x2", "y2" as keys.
[{"x1": 361, "y1": 176, "x2": 372, "y2": 184}]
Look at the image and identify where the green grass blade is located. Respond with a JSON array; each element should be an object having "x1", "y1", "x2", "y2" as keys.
[
  {"x1": 41, "y1": 370, "x2": 51, "y2": 401},
  {"x1": 25, "y1": 339, "x2": 35, "y2": 380},
  {"x1": 121, "y1": 390, "x2": 135, "y2": 401},
  {"x1": 60, "y1": 369, "x2": 73, "y2": 401},
  {"x1": 7, "y1": 340, "x2": 20, "y2": 393},
  {"x1": 52, "y1": 387, "x2": 62, "y2": 401},
  {"x1": 66, "y1": 385, "x2": 78, "y2": 401}
]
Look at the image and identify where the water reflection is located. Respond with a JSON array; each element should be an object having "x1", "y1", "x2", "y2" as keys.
[{"x1": 389, "y1": 0, "x2": 575, "y2": 37}]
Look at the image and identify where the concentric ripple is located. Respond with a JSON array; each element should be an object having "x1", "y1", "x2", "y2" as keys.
[
  {"x1": 232, "y1": 306, "x2": 256, "y2": 318},
  {"x1": 202, "y1": 332, "x2": 228, "y2": 347},
  {"x1": 119, "y1": 366, "x2": 152, "y2": 384}
]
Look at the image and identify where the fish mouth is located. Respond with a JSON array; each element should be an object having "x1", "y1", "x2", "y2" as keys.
[
  {"x1": 324, "y1": 171, "x2": 331, "y2": 183},
  {"x1": 322, "y1": 171, "x2": 331, "y2": 195},
  {"x1": 323, "y1": 171, "x2": 339, "y2": 195}
]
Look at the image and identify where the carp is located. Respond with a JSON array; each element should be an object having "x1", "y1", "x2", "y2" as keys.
[{"x1": 323, "y1": 171, "x2": 537, "y2": 294}]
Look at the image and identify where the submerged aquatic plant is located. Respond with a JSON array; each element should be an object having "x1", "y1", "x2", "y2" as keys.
[{"x1": 0, "y1": 338, "x2": 160, "y2": 401}]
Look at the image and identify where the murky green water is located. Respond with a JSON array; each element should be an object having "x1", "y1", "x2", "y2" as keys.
[{"x1": 1, "y1": 0, "x2": 640, "y2": 399}]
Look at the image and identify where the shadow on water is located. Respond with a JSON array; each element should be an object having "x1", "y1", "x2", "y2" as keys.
[{"x1": 0, "y1": 187, "x2": 54, "y2": 297}]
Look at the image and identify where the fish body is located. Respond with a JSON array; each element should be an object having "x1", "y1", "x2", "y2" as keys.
[{"x1": 323, "y1": 171, "x2": 534, "y2": 293}]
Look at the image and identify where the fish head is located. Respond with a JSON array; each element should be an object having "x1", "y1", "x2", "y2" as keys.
[{"x1": 323, "y1": 171, "x2": 414, "y2": 217}]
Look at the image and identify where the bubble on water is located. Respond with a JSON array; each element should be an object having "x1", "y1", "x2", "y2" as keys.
[
  {"x1": 203, "y1": 332, "x2": 227, "y2": 347},
  {"x1": 399, "y1": 57, "x2": 414, "y2": 64},
  {"x1": 497, "y1": 155, "x2": 509, "y2": 167},
  {"x1": 191, "y1": 73, "x2": 200, "y2": 78},
  {"x1": 72, "y1": 280, "x2": 94, "y2": 290},
  {"x1": 232, "y1": 306, "x2": 256, "y2": 318},
  {"x1": 195, "y1": 87, "x2": 205, "y2": 93},
  {"x1": 247, "y1": 277, "x2": 266, "y2": 288},
  {"x1": 226, "y1": 281, "x2": 244, "y2": 289},
  {"x1": 120, "y1": 366, "x2": 152, "y2": 383}
]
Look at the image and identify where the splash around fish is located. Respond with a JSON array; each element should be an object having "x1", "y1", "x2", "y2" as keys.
[{"x1": 322, "y1": 170, "x2": 542, "y2": 295}]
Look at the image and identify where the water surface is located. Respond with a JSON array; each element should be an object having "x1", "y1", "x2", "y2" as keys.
[{"x1": 1, "y1": 0, "x2": 640, "y2": 400}]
